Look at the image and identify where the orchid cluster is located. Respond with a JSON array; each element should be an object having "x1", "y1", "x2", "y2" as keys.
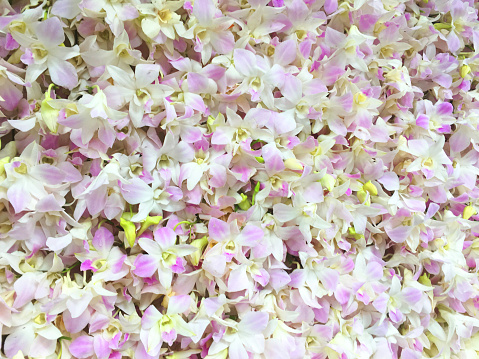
[{"x1": 1, "y1": 0, "x2": 479, "y2": 358}]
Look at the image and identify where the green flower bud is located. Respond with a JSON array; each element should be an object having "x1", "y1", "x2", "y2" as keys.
[
  {"x1": 189, "y1": 236, "x2": 208, "y2": 266},
  {"x1": 138, "y1": 215, "x2": 162, "y2": 236},
  {"x1": 120, "y1": 217, "x2": 136, "y2": 247},
  {"x1": 238, "y1": 193, "x2": 251, "y2": 211}
]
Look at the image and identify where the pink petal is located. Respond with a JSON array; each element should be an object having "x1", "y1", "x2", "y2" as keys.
[
  {"x1": 210, "y1": 31, "x2": 235, "y2": 54},
  {"x1": 187, "y1": 73, "x2": 209, "y2": 93},
  {"x1": 34, "y1": 17, "x2": 64, "y2": 46},
  {"x1": 4, "y1": 327, "x2": 35, "y2": 358},
  {"x1": 228, "y1": 266, "x2": 249, "y2": 292},
  {"x1": 154, "y1": 227, "x2": 177, "y2": 249},
  {"x1": 63, "y1": 308, "x2": 91, "y2": 333},
  {"x1": 234, "y1": 49, "x2": 257, "y2": 77},
  {"x1": 262, "y1": 143, "x2": 285, "y2": 173},
  {"x1": 8, "y1": 182, "x2": 31, "y2": 213},
  {"x1": 238, "y1": 311, "x2": 269, "y2": 334},
  {"x1": 93, "y1": 227, "x2": 114, "y2": 252},
  {"x1": 208, "y1": 218, "x2": 229, "y2": 241},
  {"x1": 193, "y1": 0, "x2": 215, "y2": 24},
  {"x1": 47, "y1": 57, "x2": 78, "y2": 90},
  {"x1": 94, "y1": 335, "x2": 111, "y2": 359},
  {"x1": 13, "y1": 273, "x2": 37, "y2": 308},
  {"x1": 386, "y1": 225, "x2": 411, "y2": 243},
  {"x1": 274, "y1": 39, "x2": 297, "y2": 66},
  {"x1": 120, "y1": 178, "x2": 153, "y2": 204},
  {"x1": 133, "y1": 254, "x2": 158, "y2": 277},
  {"x1": 0, "y1": 78, "x2": 22, "y2": 111},
  {"x1": 167, "y1": 295, "x2": 192, "y2": 315},
  {"x1": 237, "y1": 224, "x2": 263, "y2": 247},
  {"x1": 70, "y1": 336, "x2": 94, "y2": 358}
]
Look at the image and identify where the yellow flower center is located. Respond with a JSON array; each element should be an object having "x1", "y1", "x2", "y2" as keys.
[
  {"x1": 158, "y1": 9, "x2": 172, "y2": 23},
  {"x1": 14, "y1": 163, "x2": 28, "y2": 174},
  {"x1": 162, "y1": 252, "x2": 177, "y2": 266}
]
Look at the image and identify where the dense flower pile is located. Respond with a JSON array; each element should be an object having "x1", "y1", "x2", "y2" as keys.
[{"x1": 1, "y1": 0, "x2": 479, "y2": 358}]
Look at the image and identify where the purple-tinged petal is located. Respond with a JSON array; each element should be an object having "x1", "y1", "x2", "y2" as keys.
[
  {"x1": 0, "y1": 78, "x2": 22, "y2": 111},
  {"x1": 210, "y1": 31, "x2": 235, "y2": 54}
]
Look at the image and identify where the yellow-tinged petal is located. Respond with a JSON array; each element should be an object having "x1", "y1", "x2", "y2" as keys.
[
  {"x1": 205, "y1": 348, "x2": 228, "y2": 359},
  {"x1": 120, "y1": 217, "x2": 137, "y2": 247},
  {"x1": 0, "y1": 157, "x2": 10, "y2": 176},
  {"x1": 41, "y1": 84, "x2": 59, "y2": 133},
  {"x1": 284, "y1": 158, "x2": 303, "y2": 171},
  {"x1": 12, "y1": 351, "x2": 25, "y2": 359}
]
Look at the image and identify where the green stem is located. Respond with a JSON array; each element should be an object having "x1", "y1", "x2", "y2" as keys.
[
  {"x1": 61, "y1": 262, "x2": 80, "y2": 273},
  {"x1": 173, "y1": 221, "x2": 192, "y2": 231}
]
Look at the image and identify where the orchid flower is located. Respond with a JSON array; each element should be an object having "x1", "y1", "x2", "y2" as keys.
[
  {"x1": 133, "y1": 227, "x2": 197, "y2": 288},
  {"x1": 12, "y1": 17, "x2": 79, "y2": 89}
]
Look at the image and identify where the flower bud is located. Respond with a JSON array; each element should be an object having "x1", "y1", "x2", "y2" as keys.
[
  {"x1": 238, "y1": 193, "x2": 251, "y2": 211},
  {"x1": 419, "y1": 273, "x2": 431, "y2": 287},
  {"x1": 461, "y1": 64, "x2": 471, "y2": 78},
  {"x1": 362, "y1": 181, "x2": 378, "y2": 196},
  {"x1": 120, "y1": 217, "x2": 136, "y2": 247},
  {"x1": 189, "y1": 236, "x2": 208, "y2": 266},
  {"x1": 41, "y1": 84, "x2": 59, "y2": 133},
  {"x1": 255, "y1": 156, "x2": 265, "y2": 163},
  {"x1": 357, "y1": 189, "x2": 370, "y2": 206},
  {"x1": 138, "y1": 215, "x2": 162, "y2": 236},
  {"x1": 463, "y1": 205, "x2": 477, "y2": 220},
  {"x1": 320, "y1": 174, "x2": 335, "y2": 192}
]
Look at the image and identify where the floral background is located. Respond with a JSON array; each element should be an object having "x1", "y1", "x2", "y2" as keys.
[{"x1": 1, "y1": 0, "x2": 479, "y2": 358}]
